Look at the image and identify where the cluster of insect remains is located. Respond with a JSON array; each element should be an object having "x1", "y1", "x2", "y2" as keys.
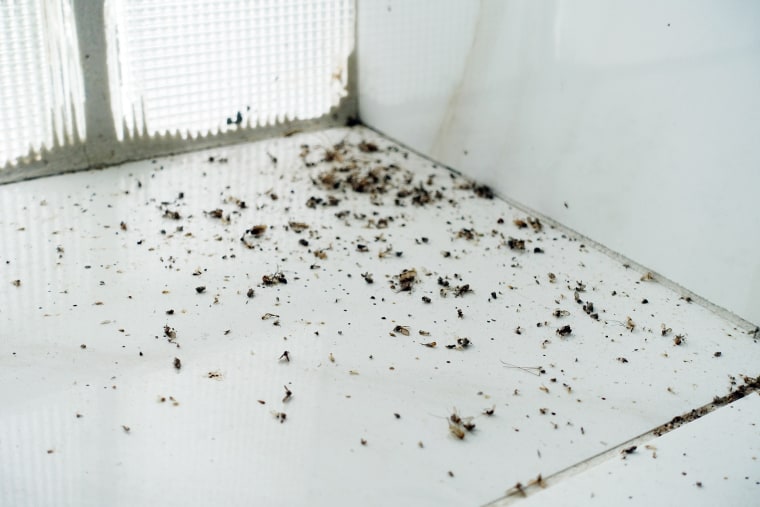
[
  {"x1": 389, "y1": 268, "x2": 417, "y2": 292},
  {"x1": 444, "y1": 337, "x2": 471, "y2": 350},
  {"x1": 262, "y1": 270, "x2": 287, "y2": 286},
  {"x1": 446, "y1": 408, "x2": 478, "y2": 440}
]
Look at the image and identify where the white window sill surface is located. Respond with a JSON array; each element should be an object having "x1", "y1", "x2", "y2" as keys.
[{"x1": 1, "y1": 126, "x2": 757, "y2": 506}]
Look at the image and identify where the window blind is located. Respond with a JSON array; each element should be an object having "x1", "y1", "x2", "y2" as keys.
[
  {"x1": 0, "y1": 0, "x2": 86, "y2": 167},
  {"x1": 105, "y1": 0, "x2": 355, "y2": 140}
]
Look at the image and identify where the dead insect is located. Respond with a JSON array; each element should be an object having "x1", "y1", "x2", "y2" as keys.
[
  {"x1": 507, "y1": 237, "x2": 525, "y2": 250},
  {"x1": 513, "y1": 219, "x2": 528, "y2": 229},
  {"x1": 173, "y1": 357, "x2": 181, "y2": 370},
  {"x1": 421, "y1": 296, "x2": 431, "y2": 303},
  {"x1": 361, "y1": 272, "x2": 374, "y2": 284},
  {"x1": 552, "y1": 309, "x2": 570, "y2": 318},
  {"x1": 556, "y1": 325, "x2": 572, "y2": 337},
  {"x1": 272, "y1": 411, "x2": 287, "y2": 423},
  {"x1": 640, "y1": 272, "x2": 654, "y2": 281},
  {"x1": 247, "y1": 288, "x2": 255, "y2": 298},
  {"x1": 617, "y1": 357, "x2": 629, "y2": 363},
  {"x1": 527, "y1": 474, "x2": 546, "y2": 489},
  {"x1": 422, "y1": 341, "x2": 437, "y2": 348},
  {"x1": 262, "y1": 271, "x2": 287, "y2": 285},
  {"x1": 288, "y1": 221, "x2": 309, "y2": 233},
  {"x1": 163, "y1": 209, "x2": 181, "y2": 220},
  {"x1": 11, "y1": 279, "x2": 21, "y2": 287},
  {"x1": 661, "y1": 324, "x2": 672, "y2": 336},
  {"x1": 122, "y1": 425, "x2": 131, "y2": 433},
  {"x1": 282, "y1": 385, "x2": 292, "y2": 403},
  {"x1": 625, "y1": 316, "x2": 636, "y2": 332},
  {"x1": 119, "y1": 221, "x2": 127, "y2": 231},
  {"x1": 527, "y1": 217, "x2": 543, "y2": 232},
  {"x1": 473, "y1": 184, "x2": 494, "y2": 199},
  {"x1": 419, "y1": 330, "x2": 430, "y2": 336},
  {"x1": 456, "y1": 337, "x2": 471, "y2": 349},
  {"x1": 673, "y1": 334, "x2": 686, "y2": 346},
  {"x1": 483, "y1": 406, "x2": 495, "y2": 416},
  {"x1": 279, "y1": 351, "x2": 290, "y2": 362},
  {"x1": 261, "y1": 312, "x2": 280, "y2": 320},
  {"x1": 195, "y1": 286, "x2": 206, "y2": 294},
  {"x1": 393, "y1": 325, "x2": 410, "y2": 336},
  {"x1": 360, "y1": 438, "x2": 367, "y2": 446},
  {"x1": 395, "y1": 268, "x2": 417, "y2": 292},
  {"x1": 457, "y1": 308, "x2": 464, "y2": 319},
  {"x1": 506, "y1": 482, "x2": 526, "y2": 498},
  {"x1": 621, "y1": 445, "x2": 637, "y2": 455},
  {"x1": 164, "y1": 325, "x2": 176, "y2": 339},
  {"x1": 547, "y1": 273, "x2": 556, "y2": 283},
  {"x1": 448, "y1": 422, "x2": 466, "y2": 440},
  {"x1": 394, "y1": 413, "x2": 401, "y2": 419},
  {"x1": 454, "y1": 284, "x2": 471, "y2": 297},
  {"x1": 457, "y1": 228, "x2": 476, "y2": 241},
  {"x1": 206, "y1": 209, "x2": 224, "y2": 219},
  {"x1": 358, "y1": 141, "x2": 379, "y2": 152},
  {"x1": 240, "y1": 225, "x2": 268, "y2": 247}
]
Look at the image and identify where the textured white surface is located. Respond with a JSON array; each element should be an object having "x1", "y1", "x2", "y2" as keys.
[
  {"x1": 357, "y1": 0, "x2": 760, "y2": 326},
  {"x1": 106, "y1": 0, "x2": 354, "y2": 139},
  {"x1": 1, "y1": 127, "x2": 758, "y2": 506},
  {"x1": 507, "y1": 393, "x2": 760, "y2": 507}
]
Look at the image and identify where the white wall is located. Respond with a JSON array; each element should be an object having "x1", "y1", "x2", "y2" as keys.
[{"x1": 358, "y1": 0, "x2": 760, "y2": 326}]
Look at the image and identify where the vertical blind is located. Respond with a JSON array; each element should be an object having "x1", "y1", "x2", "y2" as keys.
[
  {"x1": 0, "y1": 0, "x2": 86, "y2": 166},
  {"x1": 105, "y1": 0, "x2": 355, "y2": 140},
  {"x1": 1, "y1": 0, "x2": 355, "y2": 167}
]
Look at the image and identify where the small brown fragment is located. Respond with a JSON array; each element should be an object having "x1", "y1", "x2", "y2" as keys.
[{"x1": 393, "y1": 325, "x2": 410, "y2": 336}]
